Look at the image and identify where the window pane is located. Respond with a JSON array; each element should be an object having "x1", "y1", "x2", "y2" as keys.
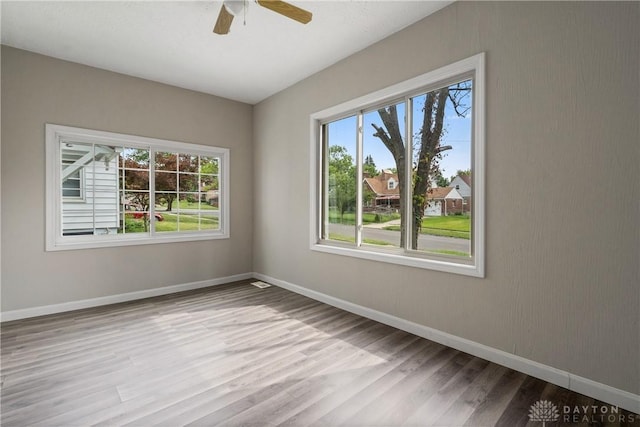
[
  {"x1": 155, "y1": 171, "x2": 177, "y2": 192},
  {"x1": 155, "y1": 152, "x2": 177, "y2": 171},
  {"x1": 61, "y1": 142, "x2": 91, "y2": 204},
  {"x1": 92, "y1": 144, "x2": 119, "y2": 234},
  {"x1": 155, "y1": 192, "x2": 176, "y2": 213},
  {"x1": 123, "y1": 191, "x2": 149, "y2": 212},
  {"x1": 201, "y1": 174, "x2": 218, "y2": 192},
  {"x1": 200, "y1": 210, "x2": 220, "y2": 230},
  {"x1": 362, "y1": 103, "x2": 404, "y2": 249},
  {"x1": 411, "y1": 79, "x2": 472, "y2": 257},
  {"x1": 121, "y1": 190, "x2": 151, "y2": 235},
  {"x1": 61, "y1": 143, "x2": 119, "y2": 236},
  {"x1": 62, "y1": 170, "x2": 82, "y2": 198},
  {"x1": 200, "y1": 156, "x2": 219, "y2": 174},
  {"x1": 205, "y1": 190, "x2": 219, "y2": 209},
  {"x1": 179, "y1": 154, "x2": 198, "y2": 172},
  {"x1": 122, "y1": 169, "x2": 149, "y2": 191},
  {"x1": 119, "y1": 148, "x2": 149, "y2": 169},
  {"x1": 178, "y1": 173, "x2": 199, "y2": 192},
  {"x1": 154, "y1": 193, "x2": 176, "y2": 233},
  {"x1": 177, "y1": 193, "x2": 200, "y2": 211},
  {"x1": 177, "y1": 194, "x2": 201, "y2": 231},
  {"x1": 324, "y1": 115, "x2": 357, "y2": 244}
]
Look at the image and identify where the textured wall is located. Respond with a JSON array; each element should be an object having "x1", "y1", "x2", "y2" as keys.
[
  {"x1": 253, "y1": 2, "x2": 639, "y2": 395},
  {"x1": 1, "y1": 46, "x2": 254, "y2": 311}
]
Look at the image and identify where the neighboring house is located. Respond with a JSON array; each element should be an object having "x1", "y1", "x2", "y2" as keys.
[
  {"x1": 449, "y1": 174, "x2": 472, "y2": 213},
  {"x1": 425, "y1": 186, "x2": 464, "y2": 216},
  {"x1": 61, "y1": 144, "x2": 120, "y2": 235},
  {"x1": 206, "y1": 190, "x2": 219, "y2": 207},
  {"x1": 364, "y1": 170, "x2": 471, "y2": 216},
  {"x1": 362, "y1": 170, "x2": 400, "y2": 211}
]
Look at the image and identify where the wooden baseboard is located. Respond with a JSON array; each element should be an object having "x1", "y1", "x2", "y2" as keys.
[
  {"x1": 253, "y1": 273, "x2": 640, "y2": 414},
  {"x1": 0, "y1": 273, "x2": 253, "y2": 322}
]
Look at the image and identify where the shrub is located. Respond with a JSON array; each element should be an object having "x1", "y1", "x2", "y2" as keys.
[{"x1": 124, "y1": 217, "x2": 146, "y2": 233}]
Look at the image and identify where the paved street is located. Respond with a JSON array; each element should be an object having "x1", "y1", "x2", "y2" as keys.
[{"x1": 327, "y1": 223, "x2": 470, "y2": 254}]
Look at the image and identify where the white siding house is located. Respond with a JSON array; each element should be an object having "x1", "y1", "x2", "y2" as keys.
[
  {"x1": 450, "y1": 175, "x2": 471, "y2": 198},
  {"x1": 61, "y1": 144, "x2": 120, "y2": 235}
]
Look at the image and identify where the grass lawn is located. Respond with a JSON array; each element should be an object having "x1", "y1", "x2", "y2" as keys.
[
  {"x1": 427, "y1": 249, "x2": 470, "y2": 257},
  {"x1": 155, "y1": 212, "x2": 219, "y2": 232},
  {"x1": 384, "y1": 214, "x2": 470, "y2": 239},
  {"x1": 171, "y1": 200, "x2": 218, "y2": 210}
]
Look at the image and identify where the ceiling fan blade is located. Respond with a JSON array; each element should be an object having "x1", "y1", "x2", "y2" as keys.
[
  {"x1": 213, "y1": 4, "x2": 234, "y2": 35},
  {"x1": 257, "y1": 0, "x2": 312, "y2": 24}
]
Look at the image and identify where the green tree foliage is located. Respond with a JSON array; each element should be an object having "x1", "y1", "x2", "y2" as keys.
[
  {"x1": 328, "y1": 145, "x2": 356, "y2": 221},
  {"x1": 120, "y1": 150, "x2": 220, "y2": 232},
  {"x1": 154, "y1": 153, "x2": 218, "y2": 211},
  {"x1": 363, "y1": 154, "x2": 377, "y2": 177},
  {"x1": 435, "y1": 171, "x2": 450, "y2": 187},
  {"x1": 452, "y1": 168, "x2": 471, "y2": 181}
]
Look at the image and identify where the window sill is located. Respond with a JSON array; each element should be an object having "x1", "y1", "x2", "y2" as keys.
[
  {"x1": 311, "y1": 241, "x2": 484, "y2": 278},
  {"x1": 46, "y1": 231, "x2": 229, "y2": 252}
]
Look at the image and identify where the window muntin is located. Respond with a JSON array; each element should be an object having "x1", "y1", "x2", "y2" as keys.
[
  {"x1": 46, "y1": 125, "x2": 229, "y2": 250},
  {"x1": 312, "y1": 53, "x2": 484, "y2": 277}
]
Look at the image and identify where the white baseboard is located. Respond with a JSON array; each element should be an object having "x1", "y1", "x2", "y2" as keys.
[
  {"x1": 0, "y1": 272, "x2": 253, "y2": 322},
  {"x1": 253, "y1": 273, "x2": 640, "y2": 414}
]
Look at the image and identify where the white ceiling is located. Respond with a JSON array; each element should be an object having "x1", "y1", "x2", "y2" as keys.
[{"x1": 1, "y1": 1, "x2": 451, "y2": 104}]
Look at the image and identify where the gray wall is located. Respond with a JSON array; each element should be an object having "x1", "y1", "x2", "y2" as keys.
[
  {"x1": 253, "y1": 2, "x2": 639, "y2": 395},
  {"x1": 1, "y1": 46, "x2": 254, "y2": 310}
]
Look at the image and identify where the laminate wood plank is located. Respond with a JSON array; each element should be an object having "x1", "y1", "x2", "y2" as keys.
[
  {"x1": 1, "y1": 280, "x2": 637, "y2": 427},
  {"x1": 219, "y1": 330, "x2": 420, "y2": 426},
  {"x1": 2, "y1": 387, "x2": 122, "y2": 426},
  {"x1": 462, "y1": 368, "x2": 529, "y2": 426},
  {"x1": 433, "y1": 362, "x2": 508, "y2": 425},
  {"x1": 96, "y1": 313, "x2": 375, "y2": 425},
  {"x1": 278, "y1": 338, "x2": 440, "y2": 427},
  {"x1": 494, "y1": 375, "x2": 550, "y2": 426},
  {"x1": 181, "y1": 322, "x2": 400, "y2": 426},
  {"x1": 311, "y1": 345, "x2": 457, "y2": 426},
  {"x1": 342, "y1": 350, "x2": 474, "y2": 426},
  {"x1": 402, "y1": 356, "x2": 490, "y2": 425}
]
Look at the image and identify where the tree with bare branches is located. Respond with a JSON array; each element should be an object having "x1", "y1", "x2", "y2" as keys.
[{"x1": 371, "y1": 81, "x2": 471, "y2": 249}]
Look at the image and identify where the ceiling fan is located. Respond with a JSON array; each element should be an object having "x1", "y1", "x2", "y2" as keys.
[{"x1": 213, "y1": 0, "x2": 312, "y2": 35}]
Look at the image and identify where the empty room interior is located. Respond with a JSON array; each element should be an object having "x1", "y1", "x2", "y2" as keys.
[{"x1": 1, "y1": 1, "x2": 639, "y2": 425}]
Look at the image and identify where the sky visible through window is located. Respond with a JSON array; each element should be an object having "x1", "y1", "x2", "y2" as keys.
[{"x1": 328, "y1": 98, "x2": 471, "y2": 178}]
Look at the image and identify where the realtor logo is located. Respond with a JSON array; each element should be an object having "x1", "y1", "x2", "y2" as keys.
[{"x1": 529, "y1": 400, "x2": 560, "y2": 426}]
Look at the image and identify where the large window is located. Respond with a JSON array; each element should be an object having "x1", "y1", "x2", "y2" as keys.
[
  {"x1": 311, "y1": 53, "x2": 485, "y2": 277},
  {"x1": 46, "y1": 125, "x2": 229, "y2": 250}
]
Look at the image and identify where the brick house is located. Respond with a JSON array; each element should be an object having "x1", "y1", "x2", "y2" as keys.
[{"x1": 363, "y1": 170, "x2": 400, "y2": 211}]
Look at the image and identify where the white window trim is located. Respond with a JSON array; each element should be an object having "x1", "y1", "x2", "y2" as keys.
[
  {"x1": 309, "y1": 53, "x2": 485, "y2": 278},
  {"x1": 46, "y1": 124, "x2": 230, "y2": 251}
]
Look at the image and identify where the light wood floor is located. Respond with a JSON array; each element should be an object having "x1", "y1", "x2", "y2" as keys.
[{"x1": 1, "y1": 280, "x2": 637, "y2": 426}]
